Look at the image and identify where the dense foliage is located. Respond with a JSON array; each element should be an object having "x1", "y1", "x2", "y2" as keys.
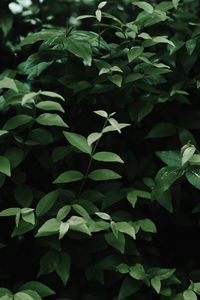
[{"x1": 1, "y1": 0, "x2": 200, "y2": 299}]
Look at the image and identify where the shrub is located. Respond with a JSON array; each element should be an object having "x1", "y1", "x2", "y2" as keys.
[{"x1": 1, "y1": 0, "x2": 200, "y2": 299}]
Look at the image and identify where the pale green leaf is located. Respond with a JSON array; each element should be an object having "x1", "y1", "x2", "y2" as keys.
[
  {"x1": 94, "y1": 110, "x2": 108, "y2": 118},
  {"x1": 0, "y1": 207, "x2": 20, "y2": 216},
  {"x1": 172, "y1": 0, "x2": 181, "y2": 9},
  {"x1": 183, "y1": 290, "x2": 197, "y2": 300},
  {"x1": 151, "y1": 277, "x2": 161, "y2": 294},
  {"x1": 108, "y1": 74, "x2": 122, "y2": 87},
  {"x1": 117, "y1": 222, "x2": 136, "y2": 239},
  {"x1": 139, "y1": 218, "x2": 157, "y2": 233},
  {"x1": 98, "y1": 1, "x2": 107, "y2": 9},
  {"x1": 185, "y1": 166, "x2": 200, "y2": 190},
  {"x1": 182, "y1": 145, "x2": 196, "y2": 165},
  {"x1": 0, "y1": 130, "x2": 8, "y2": 137},
  {"x1": 36, "y1": 218, "x2": 61, "y2": 237},
  {"x1": 39, "y1": 91, "x2": 65, "y2": 101},
  {"x1": 96, "y1": 9, "x2": 102, "y2": 22},
  {"x1": 36, "y1": 190, "x2": 59, "y2": 216},
  {"x1": 93, "y1": 151, "x2": 124, "y2": 163},
  {"x1": 105, "y1": 231, "x2": 125, "y2": 254},
  {"x1": 19, "y1": 281, "x2": 55, "y2": 297},
  {"x1": 59, "y1": 222, "x2": 69, "y2": 239},
  {"x1": 87, "y1": 132, "x2": 102, "y2": 146},
  {"x1": 95, "y1": 212, "x2": 111, "y2": 220},
  {"x1": 14, "y1": 292, "x2": 33, "y2": 300},
  {"x1": 129, "y1": 263, "x2": 146, "y2": 280},
  {"x1": 56, "y1": 205, "x2": 71, "y2": 221}
]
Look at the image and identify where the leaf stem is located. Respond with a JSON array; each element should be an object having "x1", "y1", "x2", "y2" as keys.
[{"x1": 78, "y1": 117, "x2": 109, "y2": 195}]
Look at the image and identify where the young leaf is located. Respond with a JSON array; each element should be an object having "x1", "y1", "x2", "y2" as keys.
[
  {"x1": 88, "y1": 169, "x2": 121, "y2": 181},
  {"x1": 36, "y1": 101, "x2": 64, "y2": 112},
  {"x1": 125, "y1": 73, "x2": 144, "y2": 84},
  {"x1": 53, "y1": 170, "x2": 84, "y2": 184},
  {"x1": 56, "y1": 252, "x2": 71, "y2": 286},
  {"x1": 14, "y1": 292, "x2": 33, "y2": 300},
  {"x1": 94, "y1": 110, "x2": 108, "y2": 118},
  {"x1": 182, "y1": 145, "x2": 196, "y2": 165},
  {"x1": 3, "y1": 115, "x2": 33, "y2": 131},
  {"x1": 108, "y1": 118, "x2": 121, "y2": 133},
  {"x1": 132, "y1": 1, "x2": 154, "y2": 13},
  {"x1": 98, "y1": 1, "x2": 107, "y2": 9},
  {"x1": 87, "y1": 132, "x2": 102, "y2": 146},
  {"x1": 95, "y1": 212, "x2": 111, "y2": 220},
  {"x1": 127, "y1": 190, "x2": 151, "y2": 208},
  {"x1": 139, "y1": 218, "x2": 157, "y2": 233},
  {"x1": 0, "y1": 156, "x2": 11, "y2": 176},
  {"x1": 57, "y1": 205, "x2": 71, "y2": 221},
  {"x1": 93, "y1": 151, "x2": 124, "y2": 163},
  {"x1": 118, "y1": 276, "x2": 143, "y2": 299},
  {"x1": 63, "y1": 131, "x2": 92, "y2": 154},
  {"x1": 36, "y1": 113, "x2": 68, "y2": 127},
  {"x1": 22, "y1": 211, "x2": 35, "y2": 225},
  {"x1": 96, "y1": 10, "x2": 102, "y2": 22}
]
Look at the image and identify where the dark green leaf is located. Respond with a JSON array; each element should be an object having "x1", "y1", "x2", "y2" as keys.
[{"x1": 88, "y1": 169, "x2": 121, "y2": 181}]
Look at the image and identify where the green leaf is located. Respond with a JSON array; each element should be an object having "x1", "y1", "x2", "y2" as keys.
[
  {"x1": 36, "y1": 113, "x2": 68, "y2": 127},
  {"x1": 0, "y1": 288, "x2": 13, "y2": 298},
  {"x1": 72, "y1": 204, "x2": 90, "y2": 221},
  {"x1": 172, "y1": 0, "x2": 181, "y2": 9},
  {"x1": 0, "y1": 13, "x2": 13, "y2": 36},
  {"x1": 127, "y1": 190, "x2": 151, "y2": 208},
  {"x1": 103, "y1": 123, "x2": 130, "y2": 133},
  {"x1": 64, "y1": 37, "x2": 92, "y2": 66},
  {"x1": 63, "y1": 131, "x2": 92, "y2": 154},
  {"x1": 22, "y1": 211, "x2": 35, "y2": 225},
  {"x1": 108, "y1": 74, "x2": 122, "y2": 87},
  {"x1": 4, "y1": 147, "x2": 23, "y2": 169},
  {"x1": 38, "y1": 251, "x2": 60, "y2": 275},
  {"x1": 132, "y1": 1, "x2": 154, "y2": 13},
  {"x1": 36, "y1": 218, "x2": 61, "y2": 237},
  {"x1": 19, "y1": 281, "x2": 55, "y2": 297},
  {"x1": 118, "y1": 276, "x2": 143, "y2": 299},
  {"x1": 36, "y1": 101, "x2": 64, "y2": 112},
  {"x1": 0, "y1": 207, "x2": 20, "y2": 217},
  {"x1": 182, "y1": 145, "x2": 196, "y2": 165},
  {"x1": 154, "y1": 166, "x2": 184, "y2": 194},
  {"x1": 29, "y1": 128, "x2": 54, "y2": 145},
  {"x1": 151, "y1": 268, "x2": 176, "y2": 280},
  {"x1": 129, "y1": 264, "x2": 146, "y2": 280},
  {"x1": 0, "y1": 77, "x2": 18, "y2": 92},
  {"x1": 125, "y1": 73, "x2": 144, "y2": 84},
  {"x1": 117, "y1": 222, "x2": 136, "y2": 239},
  {"x1": 116, "y1": 264, "x2": 129, "y2": 274},
  {"x1": 139, "y1": 218, "x2": 157, "y2": 233},
  {"x1": 128, "y1": 47, "x2": 144, "y2": 63},
  {"x1": 36, "y1": 190, "x2": 59, "y2": 216},
  {"x1": 185, "y1": 166, "x2": 200, "y2": 190},
  {"x1": 87, "y1": 132, "x2": 102, "y2": 146},
  {"x1": 14, "y1": 292, "x2": 33, "y2": 300},
  {"x1": 105, "y1": 231, "x2": 125, "y2": 254},
  {"x1": 3, "y1": 115, "x2": 33, "y2": 130},
  {"x1": 152, "y1": 36, "x2": 175, "y2": 47},
  {"x1": 14, "y1": 185, "x2": 33, "y2": 207},
  {"x1": 53, "y1": 170, "x2": 84, "y2": 184},
  {"x1": 183, "y1": 290, "x2": 197, "y2": 300},
  {"x1": 0, "y1": 130, "x2": 8, "y2": 137},
  {"x1": 108, "y1": 118, "x2": 121, "y2": 133},
  {"x1": 88, "y1": 169, "x2": 121, "y2": 181},
  {"x1": 0, "y1": 156, "x2": 11, "y2": 176},
  {"x1": 151, "y1": 277, "x2": 161, "y2": 294},
  {"x1": 186, "y1": 39, "x2": 196, "y2": 55},
  {"x1": 156, "y1": 151, "x2": 181, "y2": 167},
  {"x1": 59, "y1": 222, "x2": 69, "y2": 239},
  {"x1": 39, "y1": 91, "x2": 65, "y2": 101},
  {"x1": 56, "y1": 252, "x2": 71, "y2": 286},
  {"x1": 57, "y1": 205, "x2": 71, "y2": 221},
  {"x1": 93, "y1": 151, "x2": 124, "y2": 163},
  {"x1": 11, "y1": 220, "x2": 35, "y2": 238},
  {"x1": 146, "y1": 122, "x2": 176, "y2": 138}
]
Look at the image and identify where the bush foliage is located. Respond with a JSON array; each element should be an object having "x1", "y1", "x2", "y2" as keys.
[{"x1": 1, "y1": 0, "x2": 200, "y2": 299}]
